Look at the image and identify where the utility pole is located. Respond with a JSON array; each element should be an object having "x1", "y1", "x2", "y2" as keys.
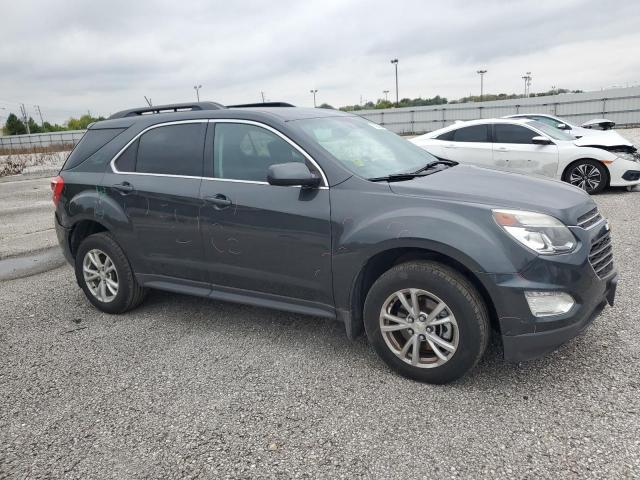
[
  {"x1": 194, "y1": 84, "x2": 202, "y2": 102},
  {"x1": 19, "y1": 103, "x2": 30, "y2": 134},
  {"x1": 310, "y1": 89, "x2": 318, "y2": 108},
  {"x1": 34, "y1": 105, "x2": 44, "y2": 127},
  {"x1": 144, "y1": 96, "x2": 153, "y2": 107},
  {"x1": 390, "y1": 59, "x2": 399, "y2": 107},
  {"x1": 476, "y1": 70, "x2": 487, "y2": 101},
  {"x1": 261, "y1": 91, "x2": 266, "y2": 103},
  {"x1": 383, "y1": 90, "x2": 389, "y2": 101}
]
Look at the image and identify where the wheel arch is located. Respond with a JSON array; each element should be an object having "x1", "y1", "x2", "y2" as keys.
[
  {"x1": 345, "y1": 246, "x2": 499, "y2": 340},
  {"x1": 68, "y1": 219, "x2": 110, "y2": 258}
]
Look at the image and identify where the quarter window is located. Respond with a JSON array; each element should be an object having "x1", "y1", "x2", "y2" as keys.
[
  {"x1": 133, "y1": 123, "x2": 206, "y2": 176},
  {"x1": 494, "y1": 124, "x2": 537, "y2": 144},
  {"x1": 213, "y1": 123, "x2": 311, "y2": 182}
]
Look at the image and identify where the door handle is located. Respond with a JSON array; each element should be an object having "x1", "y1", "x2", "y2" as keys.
[
  {"x1": 497, "y1": 146, "x2": 508, "y2": 151},
  {"x1": 204, "y1": 194, "x2": 232, "y2": 209},
  {"x1": 445, "y1": 143, "x2": 457, "y2": 148},
  {"x1": 112, "y1": 182, "x2": 134, "y2": 193}
]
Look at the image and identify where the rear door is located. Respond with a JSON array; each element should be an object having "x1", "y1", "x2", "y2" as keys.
[
  {"x1": 103, "y1": 121, "x2": 208, "y2": 281},
  {"x1": 198, "y1": 121, "x2": 333, "y2": 308},
  {"x1": 437, "y1": 124, "x2": 493, "y2": 167},
  {"x1": 492, "y1": 123, "x2": 559, "y2": 177}
]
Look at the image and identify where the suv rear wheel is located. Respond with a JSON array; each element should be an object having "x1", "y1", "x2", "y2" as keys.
[
  {"x1": 75, "y1": 232, "x2": 146, "y2": 314},
  {"x1": 364, "y1": 261, "x2": 489, "y2": 384}
]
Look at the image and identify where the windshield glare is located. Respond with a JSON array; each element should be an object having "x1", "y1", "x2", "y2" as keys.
[
  {"x1": 294, "y1": 116, "x2": 437, "y2": 178},
  {"x1": 526, "y1": 120, "x2": 574, "y2": 141}
]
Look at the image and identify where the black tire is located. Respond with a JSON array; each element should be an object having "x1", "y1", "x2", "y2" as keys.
[
  {"x1": 74, "y1": 232, "x2": 146, "y2": 314},
  {"x1": 563, "y1": 159, "x2": 608, "y2": 194},
  {"x1": 363, "y1": 261, "x2": 489, "y2": 384}
]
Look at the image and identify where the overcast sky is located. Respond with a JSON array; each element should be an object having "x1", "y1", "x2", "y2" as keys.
[{"x1": 1, "y1": 0, "x2": 639, "y2": 123}]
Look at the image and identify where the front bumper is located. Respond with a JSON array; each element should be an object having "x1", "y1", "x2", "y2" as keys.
[
  {"x1": 480, "y1": 220, "x2": 617, "y2": 362},
  {"x1": 501, "y1": 274, "x2": 616, "y2": 362},
  {"x1": 608, "y1": 158, "x2": 640, "y2": 186}
]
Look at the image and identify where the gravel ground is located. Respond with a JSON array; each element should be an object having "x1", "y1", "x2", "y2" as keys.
[{"x1": 1, "y1": 188, "x2": 639, "y2": 479}]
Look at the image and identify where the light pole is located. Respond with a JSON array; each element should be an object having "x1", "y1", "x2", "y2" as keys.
[
  {"x1": 390, "y1": 59, "x2": 399, "y2": 107},
  {"x1": 193, "y1": 84, "x2": 202, "y2": 102},
  {"x1": 521, "y1": 72, "x2": 532, "y2": 98},
  {"x1": 383, "y1": 90, "x2": 389, "y2": 101},
  {"x1": 310, "y1": 89, "x2": 318, "y2": 108},
  {"x1": 476, "y1": 69, "x2": 487, "y2": 101}
]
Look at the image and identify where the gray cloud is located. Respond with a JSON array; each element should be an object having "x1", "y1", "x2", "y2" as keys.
[{"x1": 1, "y1": 0, "x2": 639, "y2": 123}]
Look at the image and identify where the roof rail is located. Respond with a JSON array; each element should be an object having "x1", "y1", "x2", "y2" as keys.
[
  {"x1": 108, "y1": 101, "x2": 225, "y2": 119},
  {"x1": 226, "y1": 102, "x2": 295, "y2": 108}
]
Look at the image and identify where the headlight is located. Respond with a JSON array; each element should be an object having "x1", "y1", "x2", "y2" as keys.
[
  {"x1": 493, "y1": 209, "x2": 577, "y2": 254},
  {"x1": 616, "y1": 151, "x2": 640, "y2": 163}
]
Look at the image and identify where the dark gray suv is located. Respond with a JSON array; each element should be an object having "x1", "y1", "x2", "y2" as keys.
[{"x1": 52, "y1": 102, "x2": 617, "y2": 383}]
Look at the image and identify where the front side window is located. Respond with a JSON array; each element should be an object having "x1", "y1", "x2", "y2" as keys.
[
  {"x1": 526, "y1": 121, "x2": 573, "y2": 141},
  {"x1": 213, "y1": 123, "x2": 310, "y2": 182},
  {"x1": 135, "y1": 123, "x2": 206, "y2": 176},
  {"x1": 293, "y1": 116, "x2": 436, "y2": 179},
  {"x1": 493, "y1": 124, "x2": 537, "y2": 144}
]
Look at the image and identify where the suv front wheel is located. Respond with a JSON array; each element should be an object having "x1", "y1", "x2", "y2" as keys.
[
  {"x1": 364, "y1": 261, "x2": 489, "y2": 384},
  {"x1": 75, "y1": 232, "x2": 147, "y2": 314}
]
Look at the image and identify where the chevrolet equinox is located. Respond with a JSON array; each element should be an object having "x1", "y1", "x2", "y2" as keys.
[{"x1": 52, "y1": 102, "x2": 618, "y2": 384}]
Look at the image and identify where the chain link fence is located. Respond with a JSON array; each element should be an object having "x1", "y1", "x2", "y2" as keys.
[{"x1": 0, "y1": 130, "x2": 85, "y2": 154}]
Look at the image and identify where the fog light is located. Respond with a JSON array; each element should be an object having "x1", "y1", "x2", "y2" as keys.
[{"x1": 525, "y1": 291, "x2": 575, "y2": 317}]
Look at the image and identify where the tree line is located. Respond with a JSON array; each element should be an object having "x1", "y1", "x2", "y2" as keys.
[{"x1": 2, "y1": 113, "x2": 105, "y2": 136}]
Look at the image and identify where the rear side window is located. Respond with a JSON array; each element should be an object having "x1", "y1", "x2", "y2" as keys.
[
  {"x1": 452, "y1": 125, "x2": 490, "y2": 142},
  {"x1": 436, "y1": 130, "x2": 455, "y2": 141},
  {"x1": 133, "y1": 123, "x2": 206, "y2": 176},
  {"x1": 63, "y1": 128, "x2": 125, "y2": 170},
  {"x1": 494, "y1": 124, "x2": 537, "y2": 144}
]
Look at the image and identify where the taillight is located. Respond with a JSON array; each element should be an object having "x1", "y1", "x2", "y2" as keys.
[{"x1": 51, "y1": 176, "x2": 64, "y2": 207}]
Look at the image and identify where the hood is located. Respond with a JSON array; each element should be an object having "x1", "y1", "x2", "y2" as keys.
[
  {"x1": 388, "y1": 165, "x2": 594, "y2": 225},
  {"x1": 573, "y1": 130, "x2": 634, "y2": 150}
]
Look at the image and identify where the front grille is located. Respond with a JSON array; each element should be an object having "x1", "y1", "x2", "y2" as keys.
[
  {"x1": 589, "y1": 231, "x2": 614, "y2": 279},
  {"x1": 577, "y1": 207, "x2": 603, "y2": 229}
]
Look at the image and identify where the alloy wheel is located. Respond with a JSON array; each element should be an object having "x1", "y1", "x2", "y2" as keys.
[
  {"x1": 82, "y1": 249, "x2": 118, "y2": 303},
  {"x1": 379, "y1": 288, "x2": 459, "y2": 368},
  {"x1": 569, "y1": 164, "x2": 602, "y2": 192}
]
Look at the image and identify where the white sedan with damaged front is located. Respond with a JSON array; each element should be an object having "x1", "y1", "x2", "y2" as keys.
[{"x1": 410, "y1": 118, "x2": 640, "y2": 194}]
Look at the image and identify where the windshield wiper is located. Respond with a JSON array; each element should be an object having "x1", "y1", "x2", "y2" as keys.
[
  {"x1": 410, "y1": 159, "x2": 458, "y2": 174},
  {"x1": 368, "y1": 159, "x2": 458, "y2": 182}
]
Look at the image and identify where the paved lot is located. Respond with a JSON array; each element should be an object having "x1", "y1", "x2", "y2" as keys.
[{"x1": 1, "y1": 184, "x2": 639, "y2": 478}]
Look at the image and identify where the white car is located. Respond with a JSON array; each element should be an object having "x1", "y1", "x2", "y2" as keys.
[
  {"x1": 505, "y1": 113, "x2": 633, "y2": 148},
  {"x1": 410, "y1": 118, "x2": 640, "y2": 194}
]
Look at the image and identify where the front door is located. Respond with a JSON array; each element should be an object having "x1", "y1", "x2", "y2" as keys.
[
  {"x1": 492, "y1": 123, "x2": 559, "y2": 177},
  {"x1": 103, "y1": 121, "x2": 208, "y2": 281},
  {"x1": 199, "y1": 121, "x2": 333, "y2": 307}
]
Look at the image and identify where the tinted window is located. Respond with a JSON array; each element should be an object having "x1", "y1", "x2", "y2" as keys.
[
  {"x1": 494, "y1": 124, "x2": 537, "y2": 144},
  {"x1": 452, "y1": 125, "x2": 490, "y2": 142},
  {"x1": 136, "y1": 123, "x2": 206, "y2": 176},
  {"x1": 63, "y1": 128, "x2": 125, "y2": 170},
  {"x1": 114, "y1": 139, "x2": 138, "y2": 172},
  {"x1": 436, "y1": 130, "x2": 455, "y2": 141},
  {"x1": 213, "y1": 123, "x2": 307, "y2": 182}
]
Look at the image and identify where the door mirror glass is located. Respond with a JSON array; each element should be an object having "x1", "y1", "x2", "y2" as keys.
[
  {"x1": 531, "y1": 136, "x2": 553, "y2": 145},
  {"x1": 267, "y1": 162, "x2": 320, "y2": 187},
  {"x1": 556, "y1": 123, "x2": 570, "y2": 130}
]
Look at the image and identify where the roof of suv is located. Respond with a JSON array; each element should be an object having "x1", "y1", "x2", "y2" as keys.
[{"x1": 93, "y1": 102, "x2": 352, "y2": 130}]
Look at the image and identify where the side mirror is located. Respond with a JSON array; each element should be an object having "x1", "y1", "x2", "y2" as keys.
[
  {"x1": 267, "y1": 162, "x2": 321, "y2": 188},
  {"x1": 532, "y1": 136, "x2": 553, "y2": 145},
  {"x1": 556, "y1": 123, "x2": 570, "y2": 130}
]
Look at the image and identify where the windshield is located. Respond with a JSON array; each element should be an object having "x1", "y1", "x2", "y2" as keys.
[
  {"x1": 293, "y1": 116, "x2": 437, "y2": 178},
  {"x1": 526, "y1": 120, "x2": 574, "y2": 141}
]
